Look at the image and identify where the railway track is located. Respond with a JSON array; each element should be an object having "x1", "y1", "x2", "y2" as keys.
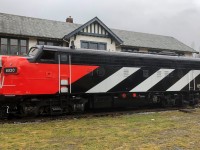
[{"x1": 0, "y1": 106, "x2": 197, "y2": 124}]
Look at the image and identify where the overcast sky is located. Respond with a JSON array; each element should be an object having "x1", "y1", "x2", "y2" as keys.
[{"x1": 0, "y1": 0, "x2": 200, "y2": 51}]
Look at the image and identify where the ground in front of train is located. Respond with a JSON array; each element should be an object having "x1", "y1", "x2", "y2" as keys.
[{"x1": 0, "y1": 108, "x2": 200, "y2": 149}]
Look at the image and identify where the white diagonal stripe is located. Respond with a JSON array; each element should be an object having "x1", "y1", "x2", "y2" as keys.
[
  {"x1": 130, "y1": 69, "x2": 174, "y2": 92},
  {"x1": 86, "y1": 67, "x2": 140, "y2": 93},
  {"x1": 167, "y1": 70, "x2": 200, "y2": 91}
]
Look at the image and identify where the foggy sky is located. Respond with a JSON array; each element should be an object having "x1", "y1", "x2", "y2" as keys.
[{"x1": 0, "y1": 0, "x2": 199, "y2": 51}]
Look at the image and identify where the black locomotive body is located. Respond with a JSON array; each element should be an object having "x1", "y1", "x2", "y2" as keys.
[{"x1": 69, "y1": 47, "x2": 200, "y2": 108}]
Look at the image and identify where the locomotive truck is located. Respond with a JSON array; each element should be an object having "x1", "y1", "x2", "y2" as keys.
[{"x1": 0, "y1": 45, "x2": 200, "y2": 118}]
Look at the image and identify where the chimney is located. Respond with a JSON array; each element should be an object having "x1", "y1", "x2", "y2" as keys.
[{"x1": 66, "y1": 16, "x2": 73, "y2": 23}]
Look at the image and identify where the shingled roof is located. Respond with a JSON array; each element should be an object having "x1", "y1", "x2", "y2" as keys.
[
  {"x1": 0, "y1": 13, "x2": 79, "y2": 39},
  {"x1": 0, "y1": 12, "x2": 196, "y2": 53}
]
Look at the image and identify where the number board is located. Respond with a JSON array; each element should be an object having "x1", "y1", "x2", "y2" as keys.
[{"x1": 4, "y1": 67, "x2": 17, "y2": 74}]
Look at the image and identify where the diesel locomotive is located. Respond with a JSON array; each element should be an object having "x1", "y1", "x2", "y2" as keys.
[{"x1": 0, "y1": 45, "x2": 200, "y2": 118}]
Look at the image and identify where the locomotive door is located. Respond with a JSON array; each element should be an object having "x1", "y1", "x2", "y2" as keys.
[
  {"x1": 189, "y1": 70, "x2": 194, "y2": 91},
  {"x1": 188, "y1": 70, "x2": 200, "y2": 91},
  {"x1": 58, "y1": 52, "x2": 71, "y2": 94}
]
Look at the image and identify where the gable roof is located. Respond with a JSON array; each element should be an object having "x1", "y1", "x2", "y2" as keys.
[
  {"x1": 0, "y1": 12, "x2": 196, "y2": 53},
  {"x1": 0, "y1": 12, "x2": 80, "y2": 39},
  {"x1": 63, "y1": 17, "x2": 123, "y2": 44}
]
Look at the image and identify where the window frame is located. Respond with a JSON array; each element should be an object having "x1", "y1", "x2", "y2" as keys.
[
  {"x1": 10, "y1": 39, "x2": 19, "y2": 55},
  {"x1": 121, "y1": 48, "x2": 139, "y2": 53},
  {"x1": 81, "y1": 40, "x2": 107, "y2": 50},
  {"x1": 0, "y1": 37, "x2": 28, "y2": 55},
  {"x1": 0, "y1": 38, "x2": 8, "y2": 55},
  {"x1": 20, "y1": 39, "x2": 28, "y2": 55},
  {"x1": 37, "y1": 50, "x2": 58, "y2": 64},
  {"x1": 37, "y1": 39, "x2": 63, "y2": 47}
]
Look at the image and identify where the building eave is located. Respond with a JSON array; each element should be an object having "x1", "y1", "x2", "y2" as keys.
[
  {"x1": 120, "y1": 44, "x2": 198, "y2": 54},
  {"x1": 0, "y1": 33, "x2": 63, "y2": 41}
]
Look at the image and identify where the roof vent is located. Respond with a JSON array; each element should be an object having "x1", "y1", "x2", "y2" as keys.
[{"x1": 66, "y1": 16, "x2": 73, "y2": 23}]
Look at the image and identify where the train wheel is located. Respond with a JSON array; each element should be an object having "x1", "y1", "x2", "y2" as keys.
[
  {"x1": 0, "y1": 106, "x2": 8, "y2": 119},
  {"x1": 67, "y1": 106, "x2": 74, "y2": 115},
  {"x1": 160, "y1": 99, "x2": 168, "y2": 108},
  {"x1": 175, "y1": 98, "x2": 183, "y2": 107},
  {"x1": 38, "y1": 106, "x2": 50, "y2": 116}
]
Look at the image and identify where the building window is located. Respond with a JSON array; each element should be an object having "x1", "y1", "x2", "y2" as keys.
[
  {"x1": 20, "y1": 40, "x2": 27, "y2": 55},
  {"x1": 0, "y1": 38, "x2": 8, "y2": 55},
  {"x1": 148, "y1": 50, "x2": 184, "y2": 56},
  {"x1": 90, "y1": 42, "x2": 98, "y2": 49},
  {"x1": 99, "y1": 43, "x2": 106, "y2": 50},
  {"x1": 38, "y1": 40, "x2": 62, "y2": 46},
  {"x1": 10, "y1": 39, "x2": 18, "y2": 55},
  {"x1": 0, "y1": 37, "x2": 28, "y2": 55},
  {"x1": 81, "y1": 41, "x2": 89, "y2": 49},
  {"x1": 121, "y1": 48, "x2": 139, "y2": 53},
  {"x1": 81, "y1": 41, "x2": 107, "y2": 50}
]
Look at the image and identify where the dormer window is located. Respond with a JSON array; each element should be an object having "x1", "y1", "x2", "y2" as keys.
[
  {"x1": 38, "y1": 40, "x2": 62, "y2": 46},
  {"x1": 81, "y1": 41, "x2": 107, "y2": 50}
]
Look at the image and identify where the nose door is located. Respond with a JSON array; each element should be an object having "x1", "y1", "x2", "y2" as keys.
[{"x1": 58, "y1": 52, "x2": 70, "y2": 94}]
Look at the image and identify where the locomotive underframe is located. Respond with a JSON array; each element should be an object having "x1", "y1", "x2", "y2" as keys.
[{"x1": 0, "y1": 91, "x2": 199, "y2": 118}]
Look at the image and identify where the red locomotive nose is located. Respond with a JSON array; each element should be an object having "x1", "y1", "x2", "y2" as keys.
[
  {"x1": 0, "y1": 56, "x2": 5, "y2": 92},
  {"x1": 0, "y1": 56, "x2": 7, "y2": 67}
]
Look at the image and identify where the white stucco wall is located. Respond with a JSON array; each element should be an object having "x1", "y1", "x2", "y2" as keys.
[
  {"x1": 27, "y1": 36, "x2": 193, "y2": 58},
  {"x1": 116, "y1": 47, "x2": 122, "y2": 52},
  {"x1": 184, "y1": 52, "x2": 193, "y2": 57},
  {"x1": 139, "y1": 48, "x2": 148, "y2": 53},
  {"x1": 29, "y1": 38, "x2": 37, "y2": 49},
  {"x1": 70, "y1": 35, "x2": 116, "y2": 52}
]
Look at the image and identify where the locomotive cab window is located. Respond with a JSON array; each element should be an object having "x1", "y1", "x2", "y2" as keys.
[
  {"x1": 28, "y1": 47, "x2": 39, "y2": 57},
  {"x1": 38, "y1": 50, "x2": 57, "y2": 63}
]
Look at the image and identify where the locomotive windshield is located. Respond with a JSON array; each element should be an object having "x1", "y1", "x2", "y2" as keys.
[{"x1": 28, "y1": 47, "x2": 39, "y2": 57}]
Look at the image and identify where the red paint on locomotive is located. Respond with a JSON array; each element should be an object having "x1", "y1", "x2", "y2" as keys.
[{"x1": 0, "y1": 56, "x2": 98, "y2": 96}]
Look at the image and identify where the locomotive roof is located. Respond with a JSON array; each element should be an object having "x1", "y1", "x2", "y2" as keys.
[{"x1": 40, "y1": 45, "x2": 200, "y2": 63}]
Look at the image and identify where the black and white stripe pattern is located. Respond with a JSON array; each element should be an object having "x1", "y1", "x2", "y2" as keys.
[
  {"x1": 86, "y1": 67, "x2": 140, "y2": 93},
  {"x1": 108, "y1": 67, "x2": 158, "y2": 92},
  {"x1": 148, "y1": 69, "x2": 190, "y2": 92},
  {"x1": 167, "y1": 70, "x2": 200, "y2": 91},
  {"x1": 72, "y1": 66, "x2": 200, "y2": 94},
  {"x1": 71, "y1": 66, "x2": 121, "y2": 93},
  {"x1": 130, "y1": 69, "x2": 174, "y2": 92}
]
